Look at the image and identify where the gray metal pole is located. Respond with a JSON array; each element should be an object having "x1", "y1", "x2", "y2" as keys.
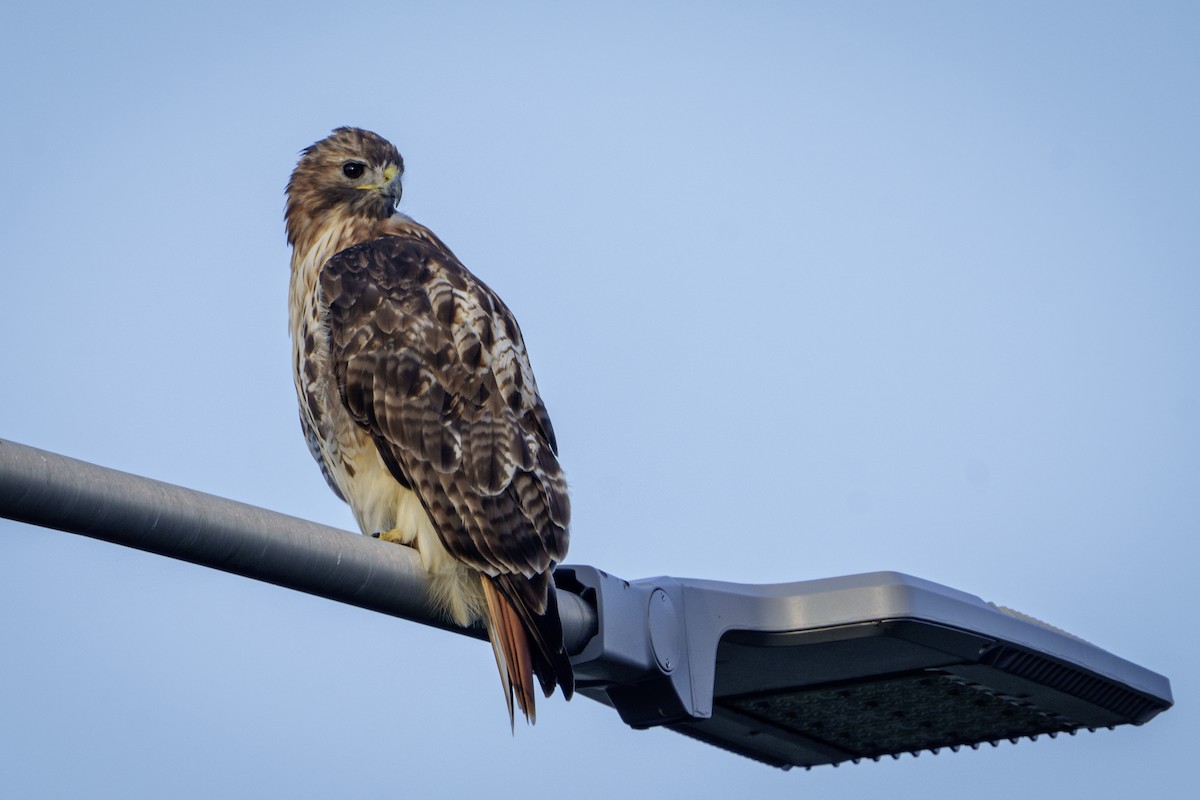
[{"x1": 0, "y1": 439, "x2": 596, "y2": 653}]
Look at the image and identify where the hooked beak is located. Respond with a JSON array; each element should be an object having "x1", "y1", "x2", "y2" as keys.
[{"x1": 381, "y1": 165, "x2": 402, "y2": 203}]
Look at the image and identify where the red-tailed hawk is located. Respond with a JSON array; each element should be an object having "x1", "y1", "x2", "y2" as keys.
[{"x1": 285, "y1": 127, "x2": 572, "y2": 724}]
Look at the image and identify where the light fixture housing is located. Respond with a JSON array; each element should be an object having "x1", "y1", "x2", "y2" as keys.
[{"x1": 557, "y1": 568, "x2": 1172, "y2": 769}]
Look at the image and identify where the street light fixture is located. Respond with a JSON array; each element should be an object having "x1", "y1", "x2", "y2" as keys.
[
  {"x1": 0, "y1": 439, "x2": 1173, "y2": 770},
  {"x1": 558, "y1": 566, "x2": 1171, "y2": 769}
]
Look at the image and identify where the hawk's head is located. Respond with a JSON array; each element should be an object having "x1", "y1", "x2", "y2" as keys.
[{"x1": 285, "y1": 127, "x2": 404, "y2": 246}]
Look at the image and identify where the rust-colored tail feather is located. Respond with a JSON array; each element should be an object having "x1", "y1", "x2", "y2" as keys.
[{"x1": 480, "y1": 574, "x2": 574, "y2": 727}]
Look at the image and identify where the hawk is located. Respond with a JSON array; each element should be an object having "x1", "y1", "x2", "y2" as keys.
[{"x1": 285, "y1": 127, "x2": 572, "y2": 724}]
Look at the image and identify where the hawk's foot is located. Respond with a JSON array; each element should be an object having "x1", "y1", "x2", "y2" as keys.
[{"x1": 370, "y1": 529, "x2": 408, "y2": 545}]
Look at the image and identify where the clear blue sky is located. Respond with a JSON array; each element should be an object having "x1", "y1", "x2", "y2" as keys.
[{"x1": 1, "y1": 1, "x2": 1195, "y2": 797}]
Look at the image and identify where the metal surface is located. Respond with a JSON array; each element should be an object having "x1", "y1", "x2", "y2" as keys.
[
  {"x1": 558, "y1": 566, "x2": 1173, "y2": 769},
  {"x1": 2, "y1": 438, "x2": 1173, "y2": 770},
  {"x1": 0, "y1": 439, "x2": 596, "y2": 651}
]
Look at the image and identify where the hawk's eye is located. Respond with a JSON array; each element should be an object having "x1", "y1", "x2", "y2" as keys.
[{"x1": 342, "y1": 162, "x2": 366, "y2": 179}]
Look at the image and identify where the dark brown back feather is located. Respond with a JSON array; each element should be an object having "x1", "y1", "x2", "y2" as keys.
[{"x1": 321, "y1": 231, "x2": 573, "y2": 700}]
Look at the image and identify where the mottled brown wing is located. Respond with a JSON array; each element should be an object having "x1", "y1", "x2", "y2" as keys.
[{"x1": 320, "y1": 232, "x2": 570, "y2": 593}]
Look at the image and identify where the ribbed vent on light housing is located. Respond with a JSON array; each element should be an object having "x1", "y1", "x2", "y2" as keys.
[{"x1": 980, "y1": 645, "x2": 1163, "y2": 724}]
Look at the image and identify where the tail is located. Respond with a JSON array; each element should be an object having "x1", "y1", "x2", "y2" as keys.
[{"x1": 480, "y1": 573, "x2": 575, "y2": 727}]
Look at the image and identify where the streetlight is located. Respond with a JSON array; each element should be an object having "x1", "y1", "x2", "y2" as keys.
[
  {"x1": 559, "y1": 566, "x2": 1171, "y2": 768},
  {"x1": 0, "y1": 439, "x2": 1172, "y2": 770}
]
